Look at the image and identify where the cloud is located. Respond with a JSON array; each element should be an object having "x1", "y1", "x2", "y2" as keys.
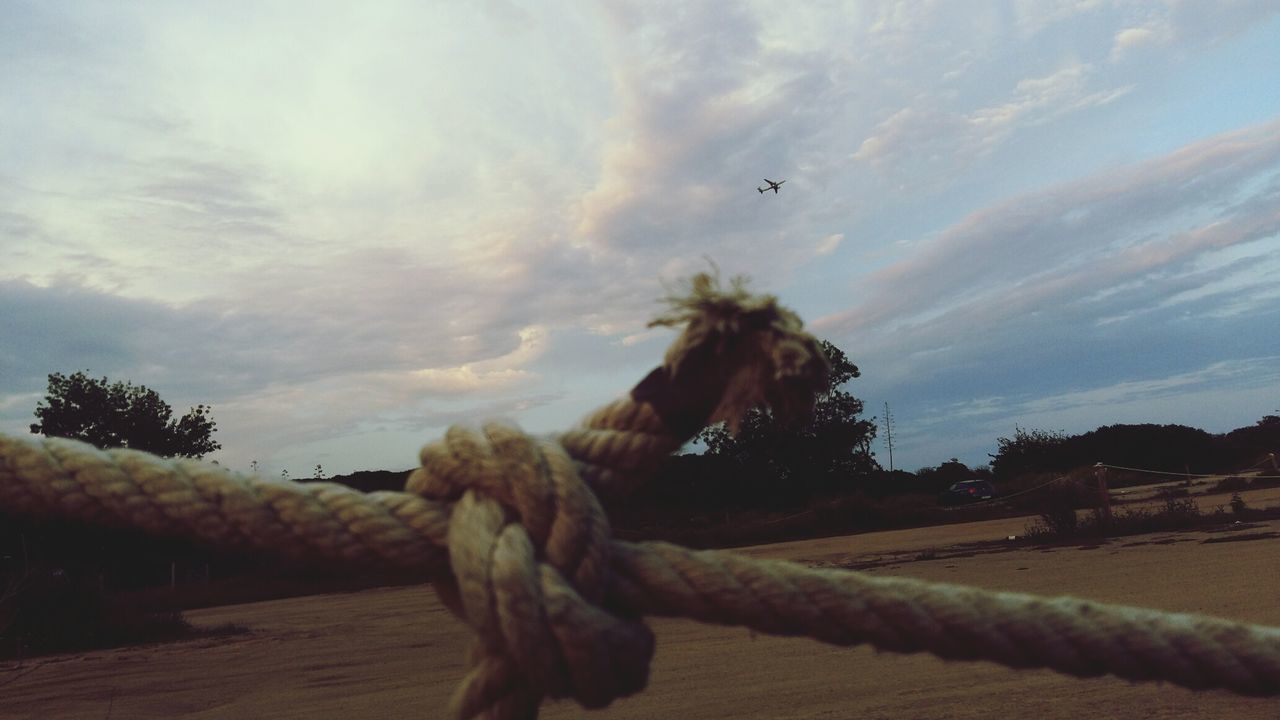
[
  {"x1": 4, "y1": 1, "x2": 1278, "y2": 477},
  {"x1": 409, "y1": 326, "x2": 547, "y2": 393},
  {"x1": 851, "y1": 107, "x2": 967, "y2": 167},
  {"x1": 816, "y1": 118, "x2": 1280, "y2": 467},
  {"x1": 1164, "y1": 0, "x2": 1280, "y2": 46},
  {"x1": 570, "y1": 1, "x2": 884, "y2": 292},
  {"x1": 1107, "y1": 0, "x2": 1280, "y2": 60},
  {"x1": 814, "y1": 233, "x2": 844, "y2": 256},
  {"x1": 0, "y1": 262, "x2": 576, "y2": 470},
  {"x1": 1020, "y1": 357, "x2": 1280, "y2": 416},
  {"x1": 1011, "y1": 0, "x2": 1106, "y2": 38},
  {"x1": 893, "y1": 354, "x2": 1280, "y2": 471},
  {"x1": 854, "y1": 63, "x2": 1133, "y2": 181},
  {"x1": 971, "y1": 64, "x2": 1133, "y2": 130},
  {"x1": 1110, "y1": 27, "x2": 1158, "y2": 59},
  {"x1": 576, "y1": 5, "x2": 786, "y2": 250},
  {"x1": 821, "y1": 117, "x2": 1280, "y2": 339}
]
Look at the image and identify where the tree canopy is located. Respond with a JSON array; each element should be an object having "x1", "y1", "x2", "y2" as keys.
[
  {"x1": 30, "y1": 371, "x2": 220, "y2": 458},
  {"x1": 988, "y1": 419, "x2": 1277, "y2": 480},
  {"x1": 695, "y1": 339, "x2": 878, "y2": 503},
  {"x1": 988, "y1": 427, "x2": 1070, "y2": 479}
]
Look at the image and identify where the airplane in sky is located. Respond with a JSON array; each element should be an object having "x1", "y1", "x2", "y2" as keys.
[{"x1": 757, "y1": 178, "x2": 785, "y2": 194}]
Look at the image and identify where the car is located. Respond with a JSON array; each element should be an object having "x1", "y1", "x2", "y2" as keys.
[{"x1": 939, "y1": 479, "x2": 998, "y2": 507}]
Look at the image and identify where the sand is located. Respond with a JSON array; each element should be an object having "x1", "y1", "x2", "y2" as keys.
[{"x1": 4, "y1": 486, "x2": 1279, "y2": 719}]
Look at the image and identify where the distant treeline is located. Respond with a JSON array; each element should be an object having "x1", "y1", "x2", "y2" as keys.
[
  {"x1": 3, "y1": 415, "x2": 1275, "y2": 651},
  {"x1": 988, "y1": 416, "x2": 1280, "y2": 480},
  {"x1": 315, "y1": 418, "x2": 1280, "y2": 532},
  {"x1": 603, "y1": 416, "x2": 1280, "y2": 537}
]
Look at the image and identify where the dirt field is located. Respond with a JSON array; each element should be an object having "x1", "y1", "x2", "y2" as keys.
[{"x1": 5, "y1": 488, "x2": 1280, "y2": 719}]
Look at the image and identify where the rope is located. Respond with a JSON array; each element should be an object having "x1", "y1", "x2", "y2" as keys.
[
  {"x1": 3, "y1": 273, "x2": 1279, "y2": 716},
  {"x1": 1099, "y1": 463, "x2": 1280, "y2": 480},
  {"x1": 4, "y1": 433, "x2": 1279, "y2": 705},
  {"x1": 608, "y1": 542, "x2": 1280, "y2": 696}
]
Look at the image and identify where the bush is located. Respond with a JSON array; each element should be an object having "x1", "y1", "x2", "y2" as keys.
[
  {"x1": 2, "y1": 568, "x2": 107, "y2": 657},
  {"x1": 1031, "y1": 480, "x2": 1094, "y2": 536},
  {"x1": 1155, "y1": 497, "x2": 1202, "y2": 528},
  {"x1": 1025, "y1": 496, "x2": 1228, "y2": 542},
  {"x1": 1230, "y1": 492, "x2": 1248, "y2": 515}
]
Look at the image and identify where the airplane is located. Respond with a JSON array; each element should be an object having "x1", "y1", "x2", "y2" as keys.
[{"x1": 757, "y1": 178, "x2": 785, "y2": 194}]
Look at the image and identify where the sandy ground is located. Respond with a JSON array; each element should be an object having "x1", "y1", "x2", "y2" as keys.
[{"x1": 4, "y1": 487, "x2": 1280, "y2": 719}]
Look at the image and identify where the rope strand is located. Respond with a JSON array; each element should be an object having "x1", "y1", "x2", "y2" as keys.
[
  {"x1": 606, "y1": 540, "x2": 1280, "y2": 696},
  {"x1": 3, "y1": 273, "x2": 1278, "y2": 716},
  {"x1": 3, "y1": 432, "x2": 1279, "y2": 706}
]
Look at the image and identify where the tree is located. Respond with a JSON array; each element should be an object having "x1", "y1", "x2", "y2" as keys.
[
  {"x1": 30, "y1": 371, "x2": 220, "y2": 458},
  {"x1": 988, "y1": 426, "x2": 1068, "y2": 480},
  {"x1": 915, "y1": 458, "x2": 980, "y2": 494},
  {"x1": 696, "y1": 339, "x2": 878, "y2": 503}
]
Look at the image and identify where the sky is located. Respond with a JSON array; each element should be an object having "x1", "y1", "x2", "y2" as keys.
[{"x1": 3, "y1": 1, "x2": 1279, "y2": 478}]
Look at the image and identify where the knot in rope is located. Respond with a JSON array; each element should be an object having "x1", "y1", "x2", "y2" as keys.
[{"x1": 406, "y1": 422, "x2": 654, "y2": 719}]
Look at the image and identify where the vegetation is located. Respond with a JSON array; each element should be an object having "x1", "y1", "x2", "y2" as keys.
[
  {"x1": 989, "y1": 416, "x2": 1280, "y2": 481},
  {"x1": 30, "y1": 371, "x2": 220, "y2": 458},
  {"x1": 1021, "y1": 495, "x2": 1280, "y2": 543},
  {"x1": 3, "y1": 372, "x2": 223, "y2": 658},
  {"x1": 612, "y1": 339, "x2": 880, "y2": 535},
  {"x1": 693, "y1": 340, "x2": 878, "y2": 504},
  {"x1": 3, "y1": 355, "x2": 1277, "y2": 654}
]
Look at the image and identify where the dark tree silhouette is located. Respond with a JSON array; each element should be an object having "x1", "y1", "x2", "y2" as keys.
[
  {"x1": 30, "y1": 371, "x2": 220, "y2": 458},
  {"x1": 989, "y1": 427, "x2": 1069, "y2": 480},
  {"x1": 988, "y1": 420, "x2": 1277, "y2": 481},
  {"x1": 696, "y1": 339, "x2": 878, "y2": 503}
]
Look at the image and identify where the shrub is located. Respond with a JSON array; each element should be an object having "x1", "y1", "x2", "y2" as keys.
[
  {"x1": 1230, "y1": 492, "x2": 1249, "y2": 516},
  {"x1": 1025, "y1": 495, "x2": 1223, "y2": 542},
  {"x1": 1155, "y1": 497, "x2": 1202, "y2": 528},
  {"x1": 2, "y1": 568, "x2": 107, "y2": 657},
  {"x1": 1032, "y1": 481, "x2": 1089, "y2": 536}
]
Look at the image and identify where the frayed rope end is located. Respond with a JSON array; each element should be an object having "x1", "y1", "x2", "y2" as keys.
[{"x1": 647, "y1": 272, "x2": 829, "y2": 433}]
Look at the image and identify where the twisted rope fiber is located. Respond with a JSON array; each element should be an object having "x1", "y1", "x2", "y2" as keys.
[
  {"x1": 3, "y1": 435, "x2": 1280, "y2": 708},
  {"x1": 2, "y1": 275, "x2": 1278, "y2": 717}
]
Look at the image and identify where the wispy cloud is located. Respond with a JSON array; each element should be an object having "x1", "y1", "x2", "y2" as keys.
[
  {"x1": 819, "y1": 118, "x2": 1280, "y2": 341},
  {"x1": 3, "y1": 1, "x2": 1278, "y2": 475},
  {"x1": 817, "y1": 117, "x2": 1280, "y2": 467}
]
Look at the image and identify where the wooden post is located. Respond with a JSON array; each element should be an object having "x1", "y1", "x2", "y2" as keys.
[
  {"x1": 170, "y1": 561, "x2": 177, "y2": 590},
  {"x1": 1094, "y1": 463, "x2": 1111, "y2": 525}
]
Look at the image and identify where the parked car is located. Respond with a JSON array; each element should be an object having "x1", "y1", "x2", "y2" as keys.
[{"x1": 938, "y1": 479, "x2": 998, "y2": 506}]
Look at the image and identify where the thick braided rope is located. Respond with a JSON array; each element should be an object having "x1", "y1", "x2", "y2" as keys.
[
  {"x1": 3, "y1": 273, "x2": 1279, "y2": 715},
  {"x1": 607, "y1": 541, "x2": 1280, "y2": 695},
  {"x1": 0, "y1": 434, "x2": 451, "y2": 573},
  {"x1": 2, "y1": 433, "x2": 1280, "y2": 705},
  {"x1": 405, "y1": 423, "x2": 654, "y2": 718}
]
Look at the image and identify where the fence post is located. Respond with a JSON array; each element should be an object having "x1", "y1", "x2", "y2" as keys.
[{"x1": 1094, "y1": 463, "x2": 1111, "y2": 525}]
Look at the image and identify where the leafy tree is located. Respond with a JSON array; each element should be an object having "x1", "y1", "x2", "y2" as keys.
[
  {"x1": 915, "y1": 458, "x2": 982, "y2": 494},
  {"x1": 1222, "y1": 415, "x2": 1280, "y2": 467},
  {"x1": 990, "y1": 422, "x2": 1245, "y2": 480},
  {"x1": 989, "y1": 426, "x2": 1068, "y2": 480},
  {"x1": 30, "y1": 371, "x2": 220, "y2": 458},
  {"x1": 696, "y1": 339, "x2": 878, "y2": 503},
  {"x1": 1072, "y1": 423, "x2": 1222, "y2": 473}
]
